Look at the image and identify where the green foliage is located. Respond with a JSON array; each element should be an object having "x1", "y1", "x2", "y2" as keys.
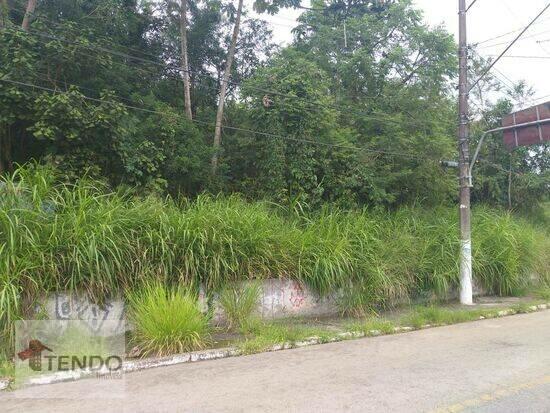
[
  {"x1": 127, "y1": 283, "x2": 210, "y2": 356},
  {"x1": 0, "y1": 165, "x2": 548, "y2": 356},
  {"x1": 1, "y1": 0, "x2": 545, "y2": 211},
  {"x1": 347, "y1": 318, "x2": 396, "y2": 335},
  {"x1": 237, "y1": 322, "x2": 331, "y2": 354},
  {"x1": 116, "y1": 101, "x2": 211, "y2": 193},
  {"x1": 400, "y1": 306, "x2": 487, "y2": 328},
  {"x1": 0, "y1": 352, "x2": 14, "y2": 381},
  {"x1": 472, "y1": 208, "x2": 540, "y2": 295},
  {"x1": 534, "y1": 287, "x2": 550, "y2": 301},
  {"x1": 219, "y1": 283, "x2": 261, "y2": 331}
]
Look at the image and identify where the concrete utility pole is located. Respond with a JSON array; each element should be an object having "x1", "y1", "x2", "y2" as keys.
[{"x1": 458, "y1": 0, "x2": 473, "y2": 305}]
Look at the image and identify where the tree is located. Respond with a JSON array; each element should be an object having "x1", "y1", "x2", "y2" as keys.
[
  {"x1": 21, "y1": 0, "x2": 37, "y2": 31},
  {"x1": 179, "y1": 0, "x2": 193, "y2": 119},
  {"x1": 0, "y1": 0, "x2": 545, "y2": 212},
  {"x1": 211, "y1": 0, "x2": 244, "y2": 174},
  {"x1": 210, "y1": 0, "x2": 301, "y2": 175},
  {"x1": 227, "y1": 48, "x2": 415, "y2": 208},
  {"x1": 0, "y1": 0, "x2": 8, "y2": 29},
  {"x1": 471, "y1": 98, "x2": 549, "y2": 212},
  {"x1": 225, "y1": 0, "x2": 458, "y2": 207}
]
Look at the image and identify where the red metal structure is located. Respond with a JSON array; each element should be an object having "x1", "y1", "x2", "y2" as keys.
[
  {"x1": 469, "y1": 101, "x2": 550, "y2": 187},
  {"x1": 502, "y1": 101, "x2": 550, "y2": 150}
]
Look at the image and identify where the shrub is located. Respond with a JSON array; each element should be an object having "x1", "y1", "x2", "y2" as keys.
[
  {"x1": 126, "y1": 283, "x2": 210, "y2": 356},
  {"x1": 218, "y1": 283, "x2": 261, "y2": 331},
  {"x1": 0, "y1": 164, "x2": 548, "y2": 356},
  {"x1": 473, "y1": 208, "x2": 540, "y2": 295}
]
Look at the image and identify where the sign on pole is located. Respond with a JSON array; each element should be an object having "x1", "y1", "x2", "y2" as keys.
[{"x1": 502, "y1": 102, "x2": 550, "y2": 150}]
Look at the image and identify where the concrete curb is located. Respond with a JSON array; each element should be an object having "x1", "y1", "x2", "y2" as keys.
[{"x1": 2, "y1": 302, "x2": 549, "y2": 391}]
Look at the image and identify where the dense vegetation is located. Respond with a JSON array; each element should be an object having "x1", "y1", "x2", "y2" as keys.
[
  {"x1": 1, "y1": 165, "x2": 548, "y2": 344},
  {"x1": 0, "y1": 0, "x2": 547, "y2": 210},
  {"x1": 0, "y1": 0, "x2": 548, "y2": 359}
]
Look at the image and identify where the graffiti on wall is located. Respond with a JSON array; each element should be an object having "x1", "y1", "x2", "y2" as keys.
[
  {"x1": 54, "y1": 294, "x2": 125, "y2": 334},
  {"x1": 289, "y1": 281, "x2": 306, "y2": 308},
  {"x1": 258, "y1": 279, "x2": 338, "y2": 319}
]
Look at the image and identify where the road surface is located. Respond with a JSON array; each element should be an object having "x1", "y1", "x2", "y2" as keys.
[{"x1": 2, "y1": 311, "x2": 550, "y2": 412}]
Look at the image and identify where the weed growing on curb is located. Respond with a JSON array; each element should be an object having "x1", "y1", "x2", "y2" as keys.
[
  {"x1": 237, "y1": 322, "x2": 333, "y2": 355},
  {"x1": 0, "y1": 355, "x2": 13, "y2": 380},
  {"x1": 346, "y1": 319, "x2": 395, "y2": 335},
  {"x1": 399, "y1": 306, "x2": 495, "y2": 328},
  {"x1": 534, "y1": 287, "x2": 550, "y2": 302}
]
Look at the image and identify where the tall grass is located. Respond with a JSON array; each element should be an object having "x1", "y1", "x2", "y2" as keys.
[
  {"x1": 219, "y1": 283, "x2": 261, "y2": 331},
  {"x1": 126, "y1": 283, "x2": 210, "y2": 356},
  {"x1": 0, "y1": 164, "x2": 548, "y2": 351}
]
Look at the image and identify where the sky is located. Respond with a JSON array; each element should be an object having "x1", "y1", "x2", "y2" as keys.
[{"x1": 249, "y1": 0, "x2": 550, "y2": 107}]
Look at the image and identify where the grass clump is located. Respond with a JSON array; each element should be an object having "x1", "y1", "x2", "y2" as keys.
[
  {"x1": 237, "y1": 322, "x2": 332, "y2": 355},
  {"x1": 534, "y1": 287, "x2": 550, "y2": 301},
  {"x1": 510, "y1": 302, "x2": 538, "y2": 314},
  {"x1": 127, "y1": 283, "x2": 210, "y2": 356},
  {"x1": 219, "y1": 283, "x2": 261, "y2": 331},
  {"x1": 473, "y1": 209, "x2": 539, "y2": 296},
  {"x1": 400, "y1": 306, "x2": 487, "y2": 328},
  {"x1": 0, "y1": 353, "x2": 14, "y2": 380},
  {"x1": 346, "y1": 318, "x2": 395, "y2": 336}
]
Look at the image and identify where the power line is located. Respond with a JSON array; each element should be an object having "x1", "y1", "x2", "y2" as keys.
[
  {"x1": 4, "y1": 25, "x2": 432, "y2": 129},
  {"x1": 469, "y1": 2, "x2": 550, "y2": 93},
  {"x1": 10, "y1": 7, "x2": 168, "y2": 62},
  {"x1": 472, "y1": 14, "x2": 550, "y2": 46},
  {"x1": 485, "y1": 54, "x2": 550, "y2": 59},
  {"x1": 470, "y1": 50, "x2": 515, "y2": 91},
  {"x1": 466, "y1": 0, "x2": 480, "y2": 12},
  {"x1": 470, "y1": 49, "x2": 543, "y2": 109},
  {"x1": 476, "y1": 28, "x2": 550, "y2": 49},
  {"x1": 0, "y1": 78, "x2": 436, "y2": 161},
  {"x1": 9, "y1": 5, "x2": 445, "y2": 128},
  {"x1": 32, "y1": 71, "x2": 145, "y2": 105},
  {"x1": 8, "y1": 6, "x2": 458, "y2": 132}
]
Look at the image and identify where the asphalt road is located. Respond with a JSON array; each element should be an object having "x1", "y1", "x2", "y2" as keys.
[{"x1": 2, "y1": 311, "x2": 550, "y2": 413}]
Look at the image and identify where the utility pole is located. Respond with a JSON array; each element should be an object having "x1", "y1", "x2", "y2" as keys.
[{"x1": 458, "y1": 0, "x2": 473, "y2": 305}]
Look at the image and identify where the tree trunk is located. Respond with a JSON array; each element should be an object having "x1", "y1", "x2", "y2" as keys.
[
  {"x1": 179, "y1": 0, "x2": 192, "y2": 120},
  {"x1": 211, "y1": 0, "x2": 244, "y2": 175},
  {"x1": 0, "y1": 0, "x2": 8, "y2": 28},
  {"x1": 21, "y1": 0, "x2": 37, "y2": 31},
  {"x1": 0, "y1": 127, "x2": 11, "y2": 175},
  {"x1": 0, "y1": 134, "x2": 4, "y2": 175},
  {"x1": 508, "y1": 154, "x2": 512, "y2": 211}
]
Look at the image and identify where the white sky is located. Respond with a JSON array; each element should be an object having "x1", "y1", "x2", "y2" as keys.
[{"x1": 249, "y1": 0, "x2": 550, "y2": 105}]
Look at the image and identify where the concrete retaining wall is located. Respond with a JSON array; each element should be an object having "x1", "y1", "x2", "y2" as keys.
[
  {"x1": 44, "y1": 293, "x2": 126, "y2": 335},
  {"x1": 45, "y1": 279, "x2": 340, "y2": 329},
  {"x1": 202, "y1": 279, "x2": 340, "y2": 324}
]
